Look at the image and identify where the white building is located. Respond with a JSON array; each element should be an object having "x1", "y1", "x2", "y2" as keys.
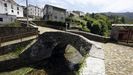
[
  {"x1": 43, "y1": 4, "x2": 66, "y2": 22},
  {"x1": 0, "y1": 0, "x2": 24, "y2": 17},
  {"x1": 26, "y1": 4, "x2": 43, "y2": 18},
  {"x1": 0, "y1": 14, "x2": 16, "y2": 25},
  {"x1": 72, "y1": 11, "x2": 85, "y2": 16},
  {"x1": 66, "y1": 11, "x2": 79, "y2": 17}
]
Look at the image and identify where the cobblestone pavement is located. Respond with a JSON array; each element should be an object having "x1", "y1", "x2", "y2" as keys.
[{"x1": 102, "y1": 43, "x2": 133, "y2": 75}]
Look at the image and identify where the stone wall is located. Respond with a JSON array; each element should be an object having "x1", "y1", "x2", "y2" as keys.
[
  {"x1": 68, "y1": 30, "x2": 110, "y2": 43},
  {"x1": 20, "y1": 31, "x2": 94, "y2": 62},
  {"x1": 32, "y1": 21, "x2": 66, "y2": 30},
  {"x1": 0, "y1": 27, "x2": 38, "y2": 37},
  {"x1": 111, "y1": 26, "x2": 120, "y2": 41},
  {"x1": 0, "y1": 40, "x2": 33, "y2": 55}
]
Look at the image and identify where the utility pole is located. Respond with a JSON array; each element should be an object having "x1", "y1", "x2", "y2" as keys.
[{"x1": 26, "y1": 0, "x2": 29, "y2": 27}]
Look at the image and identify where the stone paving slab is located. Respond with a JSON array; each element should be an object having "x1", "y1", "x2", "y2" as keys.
[
  {"x1": 79, "y1": 57, "x2": 105, "y2": 75},
  {"x1": 89, "y1": 45, "x2": 104, "y2": 60}
]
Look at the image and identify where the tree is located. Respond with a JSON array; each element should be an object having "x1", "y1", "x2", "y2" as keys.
[
  {"x1": 91, "y1": 13, "x2": 95, "y2": 18},
  {"x1": 121, "y1": 17, "x2": 125, "y2": 23},
  {"x1": 86, "y1": 20, "x2": 93, "y2": 29},
  {"x1": 91, "y1": 21, "x2": 101, "y2": 35}
]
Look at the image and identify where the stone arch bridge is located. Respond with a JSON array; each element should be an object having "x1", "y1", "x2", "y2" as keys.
[
  {"x1": 20, "y1": 31, "x2": 104, "y2": 62},
  {"x1": 0, "y1": 30, "x2": 105, "y2": 75}
]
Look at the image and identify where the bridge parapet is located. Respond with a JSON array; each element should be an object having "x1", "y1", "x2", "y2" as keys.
[{"x1": 68, "y1": 30, "x2": 110, "y2": 43}]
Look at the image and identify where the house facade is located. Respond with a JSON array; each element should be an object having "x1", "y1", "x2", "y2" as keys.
[
  {"x1": 43, "y1": 4, "x2": 66, "y2": 22},
  {"x1": 0, "y1": 14, "x2": 16, "y2": 25},
  {"x1": 0, "y1": 0, "x2": 23, "y2": 25},
  {"x1": 0, "y1": 0, "x2": 23, "y2": 17},
  {"x1": 111, "y1": 24, "x2": 133, "y2": 43},
  {"x1": 25, "y1": 4, "x2": 43, "y2": 18}
]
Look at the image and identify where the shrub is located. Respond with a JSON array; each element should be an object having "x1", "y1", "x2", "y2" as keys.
[
  {"x1": 46, "y1": 21, "x2": 66, "y2": 27},
  {"x1": 5, "y1": 20, "x2": 21, "y2": 27}
]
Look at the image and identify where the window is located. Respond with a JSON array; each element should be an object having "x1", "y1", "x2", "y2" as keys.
[
  {"x1": 17, "y1": 7, "x2": 19, "y2": 10},
  {"x1": 11, "y1": 5, "x2": 13, "y2": 9},
  {"x1": 11, "y1": 17, "x2": 13, "y2": 22},
  {"x1": 61, "y1": 17, "x2": 63, "y2": 19},
  {"x1": 17, "y1": 11, "x2": 19, "y2": 15},
  {"x1": 11, "y1": 10, "x2": 14, "y2": 13},
  {"x1": 4, "y1": 3, "x2": 7, "y2": 7},
  {"x1": 5, "y1": 8, "x2": 7, "y2": 11},
  {"x1": 0, "y1": 18, "x2": 3, "y2": 22},
  {"x1": 54, "y1": 16, "x2": 57, "y2": 19}
]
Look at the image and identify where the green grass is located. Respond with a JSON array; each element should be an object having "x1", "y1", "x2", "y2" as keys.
[
  {"x1": 76, "y1": 54, "x2": 90, "y2": 75},
  {"x1": 0, "y1": 41, "x2": 34, "y2": 75},
  {"x1": 0, "y1": 67, "x2": 33, "y2": 75},
  {"x1": 5, "y1": 21, "x2": 21, "y2": 27}
]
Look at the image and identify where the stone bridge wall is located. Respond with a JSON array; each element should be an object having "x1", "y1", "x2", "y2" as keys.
[
  {"x1": 20, "y1": 31, "x2": 103, "y2": 62},
  {"x1": 68, "y1": 30, "x2": 110, "y2": 43}
]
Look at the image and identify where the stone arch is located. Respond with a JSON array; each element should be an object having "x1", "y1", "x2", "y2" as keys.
[
  {"x1": 51, "y1": 43, "x2": 68, "y2": 56},
  {"x1": 20, "y1": 31, "x2": 93, "y2": 62}
]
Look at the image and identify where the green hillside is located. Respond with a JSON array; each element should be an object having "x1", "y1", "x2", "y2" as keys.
[
  {"x1": 66, "y1": 13, "x2": 126, "y2": 37},
  {"x1": 103, "y1": 12, "x2": 133, "y2": 23}
]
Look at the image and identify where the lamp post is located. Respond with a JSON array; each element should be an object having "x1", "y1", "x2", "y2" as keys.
[{"x1": 65, "y1": 23, "x2": 68, "y2": 31}]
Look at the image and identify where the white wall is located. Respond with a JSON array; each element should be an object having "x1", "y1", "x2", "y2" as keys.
[
  {"x1": 0, "y1": 14, "x2": 16, "y2": 25},
  {"x1": 0, "y1": 1, "x2": 6, "y2": 14},
  {"x1": 0, "y1": 0, "x2": 24, "y2": 17},
  {"x1": 28, "y1": 5, "x2": 43, "y2": 18}
]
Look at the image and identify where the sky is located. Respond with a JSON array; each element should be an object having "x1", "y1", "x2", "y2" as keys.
[{"x1": 16, "y1": 0, "x2": 133, "y2": 13}]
